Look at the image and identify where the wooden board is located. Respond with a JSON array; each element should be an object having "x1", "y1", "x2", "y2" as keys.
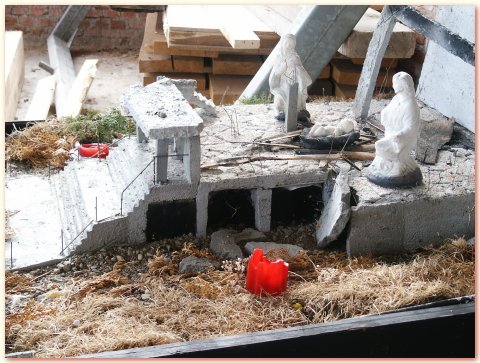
[
  {"x1": 25, "y1": 75, "x2": 56, "y2": 121},
  {"x1": 139, "y1": 48, "x2": 173, "y2": 73},
  {"x1": 331, "y1": 59, "x2": 394, "y2": 87},
  {"x1": 334, "y1": 81, "x2": 393, "y2": 99},
  {"x1": 172, "y1": 56, "x2": 208, "y2": 73},
  {"x1": 351, "y1": 57, "x2": 398, "y2": 68},
  {"x1": 212, "y1": 54, "x2": 263, "y2": 76},
  {"x1": 318, "y1": 63, "x2": 331, "y2": 79},
  {"x1": 164, "y1": 5, "x2": 279, "y2": 53},
  {"x1": 308, "y1": 79, "x2": 333, "y2": 96},
  {"x1": 5, "y1": 31, "x2": 24, "y2": 122},
  {"x1": 209, "y1": 74, "x2": 252, "y2": 105},
  {"x1": 142, "y1": 72, "x2": 207, "y2": 90},
  {"x1": 66, "y1": 59, "x2": 98, "y2": 117}
]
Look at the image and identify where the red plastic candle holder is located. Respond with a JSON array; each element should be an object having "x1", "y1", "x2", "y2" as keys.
[{"x1": 246, "y1": 248, "x2": 289, "y2": 296}]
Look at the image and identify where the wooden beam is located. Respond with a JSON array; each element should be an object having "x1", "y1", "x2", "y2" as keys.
[
  {"x1": 25, "y1": 75, "x2": 56, "y2": 121},
  {"x1": 4, "y1": 31, "x2": 24, "y2": 122},
  {"x1": 353, "y1": 6, "x2": 396, "y2": 120},
  {"x1": 65, "y1": 59, "x2": 98, "y2": 117}
]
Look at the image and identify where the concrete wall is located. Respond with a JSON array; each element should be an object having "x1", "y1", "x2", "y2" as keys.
[
  {"x1": 5, "y1": 5, "x2": 146, "y2": 51},
  {"x1": 416, "y1": 6, "x2": 475, "y2": 132}
]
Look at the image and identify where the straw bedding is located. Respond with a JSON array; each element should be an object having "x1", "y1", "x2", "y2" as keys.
[{"x1": 5, "y1": 238, "x2": 474, "y2": 358}]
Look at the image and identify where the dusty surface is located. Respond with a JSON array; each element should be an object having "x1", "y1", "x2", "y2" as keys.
[{"x1": 14, "y1": 49, "x2": 142, "y2": 121}]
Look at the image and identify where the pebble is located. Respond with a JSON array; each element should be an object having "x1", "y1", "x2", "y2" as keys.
[
  {"x1": 141, "y1": 293, "x2": 151, "y2": 300},
  {"x1": 72, "y1": 319, "x2": 81, "y2": 328},
  {"x1": 137, "y1": 254, "x2": 143, "y2": 261},
  {"x1": 116, "y1": 255, "x2": 125, "y2": 262}
]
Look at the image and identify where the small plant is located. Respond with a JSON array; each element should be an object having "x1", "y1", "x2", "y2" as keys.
[
  {"x1": 238, "y1": 93, "x2": 273, "y2": 105},
  {"x1": 64, "y1": 107, "x2": 134, "y2": 144}
]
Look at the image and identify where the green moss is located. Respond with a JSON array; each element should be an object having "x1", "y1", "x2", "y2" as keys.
[{"x1": 64, "y1": 108, "x2": 135, "y2": 143}]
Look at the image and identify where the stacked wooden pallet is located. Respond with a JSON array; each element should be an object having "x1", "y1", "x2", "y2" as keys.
[
  {"x1": 140, "y1": 5, "x2": 280, "y2": 104},
  {"x1": 139, "y1": 6, "x2": 416, "y2": 103},
  {"x1": 332, "y1": 8, "x2": 416, "y2": 98}
]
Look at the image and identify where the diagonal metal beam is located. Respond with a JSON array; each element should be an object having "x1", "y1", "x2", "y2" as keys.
[
  {"x1": 50, "y1": 5, "x2": 90, "y2": 46},
  {"x1": 390, "y1": 5, "x2": 474, "y2": 66},
  {"x1": 353, "y1": 6, "x2": 396, "y2": 120},
  {"x1": 240, "y1": 5, "x2": 368, "y2": 100}
]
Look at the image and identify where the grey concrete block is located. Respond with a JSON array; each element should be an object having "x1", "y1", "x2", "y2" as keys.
[
  {"x1": 184, "y1": 135, "x2": 201, "y2": 184},
  {"x1": 155, "y1": 139, "x2": 170, "y2": 184},
  {"x1": 244, "y1": 242, "x2": 304, "y2": 257},
  {"x1": 346, "y1": 193, "x2": 475, "y2": 257},
  {"x1": 251, "y1": 188, "x2": 272, "y2": 232},
  {"x1": 179, "y1": 255, "x2": 214, "y2": 274},
  {"x1": 316, "y1": 169, "x2": 351, "y2": 248}
]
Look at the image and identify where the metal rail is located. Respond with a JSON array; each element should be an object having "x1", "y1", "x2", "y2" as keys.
[
  {"x1": 60, "y1": 219, "x2": 93, "y2": 255},
  {"x1": 120, "y1": 158, "x2": 155, "y2": 215}
]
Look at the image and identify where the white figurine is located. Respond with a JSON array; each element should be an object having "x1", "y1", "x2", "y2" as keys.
[
  {"x1": 366, "y1": 72, "x2": 423, "y2": 187},
  {"x1": 269, "y1": 33, "x2": 312, "y2": 123}
]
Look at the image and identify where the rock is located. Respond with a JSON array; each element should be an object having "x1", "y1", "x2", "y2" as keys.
[
  {"x1": 137, "y1": 254, "x2": 143, "y2": 261},
  {"x1": 179, "y1": 256, "x2": 214, "y2": 274},
  {"x1": 62, "y1": 261, "x2": 72, "y2": 272},
  {"x1": 316, "y1": 168, "x2": 351, "y2": 248},
  {"x1": 467, "y1": 237, "x2": 474, "y2": 246},
  {"x1": 244, "y1": 242, "x2": 304, "y2": 257},
  {"x1": 210, "y1": 228, "x2": 266, "y2": 260},
  {"x1": 141, "y1": 293, "x2": 151, "y2": 300},
  {"x1": 72, "y1": 319, "x2": 81, "y2": 328},
  {"x1": 116, "y1": 255, "x2": 124, "y2": 262},
  {"x1": 416, "y1": 111, "x2": 455, "y2": 164}
]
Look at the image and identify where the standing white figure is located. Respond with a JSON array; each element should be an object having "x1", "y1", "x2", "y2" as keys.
[
  {"x1": 366, "y1": 72, "x2": 423, "y2": 187},
  {"x1": 269, "y1": 33, "x2": 312, "y2": 123}
]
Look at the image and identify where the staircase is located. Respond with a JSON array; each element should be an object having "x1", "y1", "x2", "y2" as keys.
[{"x1": 51, "y1": 137, "x2": 157, "y2": 255}]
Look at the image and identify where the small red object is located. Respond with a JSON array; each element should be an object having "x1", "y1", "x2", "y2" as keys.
[
  {"x1": 246, "y1": 248, "x2": 289, "y2": 296},
  {"x1": 79, "y1": 143, "x2": 109, "y2": 158}
]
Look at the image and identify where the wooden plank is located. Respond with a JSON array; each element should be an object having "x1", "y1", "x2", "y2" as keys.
[
  {"x1": 143, "y1": 72, "x2": 207, "y2": 90},
  {"x1": 139, "y1": 48, "x2": 173, "y2": 73},
  {"x1": 79, "y1": 302, "x2": 474, "y2": 358},
  {"x1": 5, "y1": 31, "x2": 24, "y2": 122},
  {"x1": 308, "y1": 79, "x2": 333, "y2": 96},
  {"x1": 335, "y1": 81, "x2": 392, "y2": 100},
  {"x1": 154, "y1": 38, "x2": 219, "y2": 58},
  {"x1": 25, "y1": 75, "x2": 56, "y2": 121},
  {"x1": 209, "y1": 74, "x2": 252, "y2": 105},
  {"x1": 331, "y1": 59, "x2": 394, "y2": 87},
  {"x1": 318, "y1": 63, "x2": 330, "y2": 79},
  {"x1": 172, "y1": 56, "x2": 207, "y2": 73},
  {"x1": 243, "y1": 5, "x2": 296, "y2": 36},
  {"x1": 164, "y1": 5, "x2": 279, "y2": 52},
  {"x1": 338, "y1": 8, "x2": 416, "y2": 59},
  {"x1": 205, "y1": 5, "x2": 261, "y2": 49},
  {"x1": 212, "y1": 54, "x2": 263, "y2": 76},
  {"x1": 66, "y1": 59, "x2": 98, "y2": 117},
  {"x1": 351, "y1": 57, "x2": 398, "y2": 68}
]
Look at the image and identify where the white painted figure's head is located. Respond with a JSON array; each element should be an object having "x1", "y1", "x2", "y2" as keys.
[
  {"x1": 281, "y1": 33, "x2": 296, "y2": 53},
  {"x1": 392, "y1": 71, "x2": 415, "y2": 96}
]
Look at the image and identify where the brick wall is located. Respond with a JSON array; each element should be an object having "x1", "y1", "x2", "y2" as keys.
[{"x1": 5, "y1": 5, "x2": 146, "y2": 51}]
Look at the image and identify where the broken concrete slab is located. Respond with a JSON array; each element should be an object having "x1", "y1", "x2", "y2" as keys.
[
  {"x1": 179, "y1": 255, "x2": 214, "y2": 274},
  {"x1": 122, "y1": 77, "x2": 204, "y2": 140},
  {"x1": 416, "y1": 107, "x2": 455, "y2": 164},
  {"x1": 244, "y1": 242, "x2": 304, "y2": 257},
  {"x1": 210, "y1": 228, "x2": 266, "y2": 260},
  {"x1": 316, "y1": 168, "x2": 351, "y2": 248}
]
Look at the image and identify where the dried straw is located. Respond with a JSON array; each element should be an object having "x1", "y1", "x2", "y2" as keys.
[{"x1": 5, "y1": 239, "x2": 474, "y2": 358}]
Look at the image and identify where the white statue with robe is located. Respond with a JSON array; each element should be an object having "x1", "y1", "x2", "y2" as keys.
[
  {"x1": 269, "y1": 33, "x2": 312, "y2": 123},
  {"x1": 366, "y1": 71, "x2": 423, "y2": 187}
]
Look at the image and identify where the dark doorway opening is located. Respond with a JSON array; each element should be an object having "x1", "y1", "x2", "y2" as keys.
[
  {"x1": 207, "y1": 189, "x2": 255, "y2": 232},
  {"x1": 271, "y1": 186, "x2": 323, "y2": 228},
  {"x1": 146, "y1": 200, "x2": 196, "y2": 241}
]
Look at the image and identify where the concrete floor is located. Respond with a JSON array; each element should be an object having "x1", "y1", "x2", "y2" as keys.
[{"x1": 15, "y1": 48, "x2": 142, "y2": 120}]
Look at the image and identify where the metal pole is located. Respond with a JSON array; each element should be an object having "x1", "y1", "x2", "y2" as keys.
[
  {"x1": 153, "y1": 156, "x2": 156, "y2": 184},
  {"x1": 61, "y1": 229, "x2": 64, "y2": 255},
  {"x1": 95, "y1": 196, "x2": 98, "y2": 221}
]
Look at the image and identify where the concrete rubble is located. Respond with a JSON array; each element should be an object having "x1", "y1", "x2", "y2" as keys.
[
  {"x1": 244, "y1": 242, "x2": 304, "y2": 257},
  {"x1": 179, "y1": 255, "x2": 214, "y2": 274},
  {"x1": 210, "y1": 228, "x2": 266, "y2": 259}
]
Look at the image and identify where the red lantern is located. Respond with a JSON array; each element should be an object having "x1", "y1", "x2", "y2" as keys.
[{"x1": 246, "y1": 248, "x2": 289, "y2": 296}]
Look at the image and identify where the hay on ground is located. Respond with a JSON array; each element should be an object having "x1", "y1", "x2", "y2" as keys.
[{"x1": 5, "y1": 238, "x2": 474, "y2": 358}]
